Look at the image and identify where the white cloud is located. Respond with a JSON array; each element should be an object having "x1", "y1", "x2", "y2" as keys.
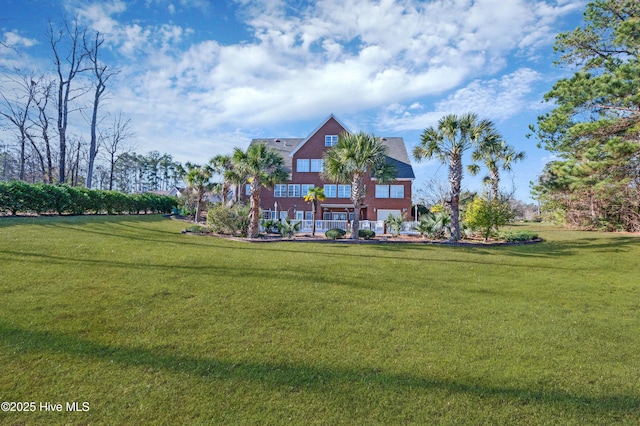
[
  {"x1": 42, "y1": 0, "x2": 583, "y2": 161},
  {"x1": 378, "y1": 68, "x2": 543, "y2": 132},
  {"x1": 2, "y1": 31, "x2": 38, "y2": 48}
]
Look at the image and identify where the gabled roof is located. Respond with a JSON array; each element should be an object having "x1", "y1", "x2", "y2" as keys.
[
  {"x1": 248, "y1": 115, "x2": 415, "y2": 180},
  {"x1": 249, "y1": 138, "x2": 301, "y2": 172},
  {"x1": 288, "y1": 113, "x2": 351, "y2": 158}
]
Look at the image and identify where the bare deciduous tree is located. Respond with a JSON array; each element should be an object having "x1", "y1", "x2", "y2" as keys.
[
  {"x1": 0, "y1": 71, "x2": 36, "y2": 180},
  {"x1": 100, "y1": 113, "x2": 135, "y2": 190},
  {"x1": 49, "y1": 17, "x2": 91, "y2": 184},
  {"x1": 84, "y1": 30, "x2": 118, "y2": 189}
]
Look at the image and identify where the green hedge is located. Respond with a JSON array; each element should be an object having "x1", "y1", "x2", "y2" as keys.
[
  {"x1": 0, "y1": 181, "x2": 177, "y2": 216},
  {"x1": 498, "y1": 230, "x2": 540, "y2": 242}
]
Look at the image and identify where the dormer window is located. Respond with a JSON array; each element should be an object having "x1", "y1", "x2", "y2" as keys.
[{"x1": 325, "y1": 135, "x2": 338, "y2": 147}]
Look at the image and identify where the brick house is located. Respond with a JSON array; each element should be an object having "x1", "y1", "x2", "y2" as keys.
[{"x1": 242, "y1": 114, "x2": 415, "y2": 224}]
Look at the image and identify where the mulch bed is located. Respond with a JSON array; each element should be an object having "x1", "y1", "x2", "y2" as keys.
[{"x1": 186, "y1": 231, "x2": 542, "y2": 246}]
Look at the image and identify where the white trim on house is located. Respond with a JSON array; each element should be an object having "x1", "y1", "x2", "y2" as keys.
[{"x1": 321, "y1": 203, "x2": 362, "y2": 209}]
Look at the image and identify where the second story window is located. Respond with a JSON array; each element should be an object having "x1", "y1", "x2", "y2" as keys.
[
  {"x1": 288, "y1": 184, "x2": 301, "y2": 198},
  {"x1": 274, "y1": 184, "x2": 287, "y2": 197},
  {"x1": 390, "y1": 185, "x2": 404, "y2": 198},
  {"x1": 301, "y1": 184, "x2": 314, "y2": 196},
  {"x1": 310, "y1": 159, "x2": 323, "y2": 172},
  {"x1": 297, "y1": 159, "x2": 310, "y2": 172},
  {"x1": 324, "y1": 184, "x2": 337, "y2": 198},
  {"x1": 338, "y1": 184, "x2": 351, "y2": 198},
  {"x1": 325, "y1": 135, "x2": 338, "y2": 147}
]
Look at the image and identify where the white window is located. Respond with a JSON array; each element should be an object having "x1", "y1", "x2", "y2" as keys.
[
  {"x1": 295, "y1": 211, "x2": 304, "y2": 220},
  {"x1": 375, "y1": 184, "x2": 389, "y2": 198},
  {"x1": 338, "y1": 184, "x2": 351, "y2": 198},
  {"x1": 297, "y1": 159, "x2": 310, "y2": 172},
  {"x1": 305, "y1": 211, "x2": 313, "y2": 220},
  {"x1": 274, "y1": 184, "x2": 287, "y2": 197},
  {"x1": 325, "y1": 135, "x2": 338, "y2": 146},
  {"x1": 262, "y1": 210, "x2": 271, "y2": 220},
  {"x1": 324, "y1": 184, "x2": 337, "y2": 198},
  {"x1": 245, "y1": 184, "x2": 251, "y2": 196},
  {"x1": 279, "y1": 211, "x2": 288, "y2": 220},
  {"x1": 390, "y1": 185, "x2": 404, "y2": 199},
  {"x1": 301, "y1": 184, "x2": 314, "y2": 197},
  {"x1": 310, "y1": 159, "x2": 323, "y2": 172},
  {"x1": 288, "y1": 184, "x2": 301, "y2": 198}
]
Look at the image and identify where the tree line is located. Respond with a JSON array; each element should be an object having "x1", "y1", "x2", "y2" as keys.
[{"x1": 530, "y1": 0, "x2": 640, "y2": 232}]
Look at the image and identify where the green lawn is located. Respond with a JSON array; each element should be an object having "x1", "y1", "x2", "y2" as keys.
[{"x1": 1, "y1": 215, "x2": 639, "y2": 424}]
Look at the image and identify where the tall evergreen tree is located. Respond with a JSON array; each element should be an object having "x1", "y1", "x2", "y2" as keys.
[{"x1": 531, "y1": 0, "x2": 640, "y2": 231}]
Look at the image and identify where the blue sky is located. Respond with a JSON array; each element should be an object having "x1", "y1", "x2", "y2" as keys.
[{"x1": 1, "y1": 0, "x2": 586, "y2": 202}]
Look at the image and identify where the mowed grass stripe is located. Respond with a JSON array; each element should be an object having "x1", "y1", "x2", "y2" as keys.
[{"x1": 1, "y1": 215, "x2": 639, "y2": 424}]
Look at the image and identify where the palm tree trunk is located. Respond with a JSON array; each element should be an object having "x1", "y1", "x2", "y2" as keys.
[
  {"x1": 221, "y1": 182, "x2": 229, "y2": 206},
  {"x1": 311, "y1": 200, "x2": 317, "y2": 236},
  {"x1": 449, "y1": 153, "x2": 463, "y2": 240},
  {"x1": 350, "y1": 173, "x2": 365, "y2": 240},
  {"x1": 490, "y1": 167, "x2": 499, "y2": 201},
  {"x1": 248, "y1": 178, "x2": 261, "y2": 238},
  {"x1": 195, "y1": 187, "x2": 204, "y2": 223}
]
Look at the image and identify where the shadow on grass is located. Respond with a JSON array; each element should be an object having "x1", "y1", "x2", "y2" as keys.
[
  {"x1": 4, "y1": 215, "x2": 639, "y2": 273},
  {"x1": 1, "y1": 322, "x2": 638, "y2": 418}
]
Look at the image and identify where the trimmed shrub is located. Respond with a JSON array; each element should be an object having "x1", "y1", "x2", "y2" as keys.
[
  {"x1": 36, "y1": 184, "x2": 72, "y2": 214},
  {"x1": 325, "y1": 228, "x2": 346, "y2": 240},
  {"x1": 358, "y1": 229, "x2": 376, "y2": 240},
  {"x1": 498, "y1": 231, "x2": 539, "y2": 242},
  {"x1": 0, "y1": 181, "x2": 177, "y2": 216}
]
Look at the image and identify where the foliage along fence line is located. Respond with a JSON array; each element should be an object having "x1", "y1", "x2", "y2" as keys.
[{"x1": 0, "y1": 180, "x2": 177, "y2": 216}]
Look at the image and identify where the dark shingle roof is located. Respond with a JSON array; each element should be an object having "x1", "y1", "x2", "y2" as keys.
[
  {"x1": 380, "y1": 137, "x2": 415, "y2": 180},
  {"x1": 249, "y1": 135, "x2": 415, "y2": 180}
]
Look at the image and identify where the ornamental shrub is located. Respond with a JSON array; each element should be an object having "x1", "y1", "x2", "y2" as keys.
[
  {"x1": 464, "y1": 196, "x2": 514, "y2": 241},
  {"x1": 414, "y1": 211, "x2": 451, "y2": 239},
  {"x1": 358, "y1": 229, "x2": 376, "y2": 240},
  {"x1": 384, "y1": 213, "x2": 406, "y2": 236},
  {"x1": 277, "y1": 218, "x2": 301, "y2": 238},
  {"x1": 325, "y1": 228, "x2": 346, "y2": 240},
  {"x1": 207, "y1": 203, "x2": 250, "y2": 236},
  {"x1": 260, "y1": 219, "x2": 279, "y2": 233}
]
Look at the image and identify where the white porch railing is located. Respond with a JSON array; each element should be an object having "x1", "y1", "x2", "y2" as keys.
[{"x1": 261, "y1": 220, "x2": 420, "y2": 235}]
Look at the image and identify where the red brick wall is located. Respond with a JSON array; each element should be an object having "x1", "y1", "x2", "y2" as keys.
[{"x1": 247, "y1": 116, "x2": 412, "y2": 220}]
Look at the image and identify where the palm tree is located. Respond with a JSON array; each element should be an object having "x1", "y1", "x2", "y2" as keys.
[
  {"x1": 209, "y1": 154, "x2": 233, "y2": 205},
  {"x1": 303, "y1": 186, "x2": 325, "y2": 236},
  {"x1": 468, "y1": 136, "x2": 525, "y2": 201},
  {"x1": 184, "y1": 162, "x2": 214, "y2": 223},
  {"x1": 323, "y1": 131, "x2": 397, "y2": 240},
  {"x1": 232, "y1": 142, "x2": 288, "y2": 239},
  {"x1": 412, "y1": 113, "x2": 494, "y2": 240}
]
